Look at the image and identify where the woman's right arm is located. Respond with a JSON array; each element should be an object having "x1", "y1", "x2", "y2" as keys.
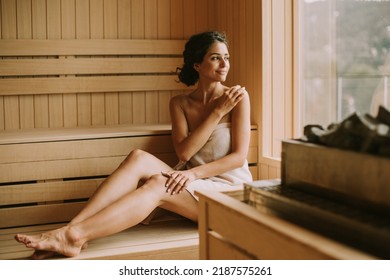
[
  {"x1": 170, "y1": 86, "x2": 245, "y2": 162},
  {"x1": 169, "y1": 95, "x2": 221, "y2": 162}
]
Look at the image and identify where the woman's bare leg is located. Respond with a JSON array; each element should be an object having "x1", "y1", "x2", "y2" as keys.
[
  {"x1": 14, "y1": 174, "x2": 198, "y2": 259},
  {"x1": 70, "y1": 149, "x2": 172, "y2": 225},
  {"x1": 15, "y1": 149, "x2": 175, "y2": 259}
]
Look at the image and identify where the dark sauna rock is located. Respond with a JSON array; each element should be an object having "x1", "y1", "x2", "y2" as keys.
[
  {"x1": 303, "y1": 106, "x2": 390, "y2": 157},
  {"x1": 376, "y1": 105, "x2": 390, "y2": 126},
  {"x1": 303, "y1": 125, "x2": 325, "y2": 144}
]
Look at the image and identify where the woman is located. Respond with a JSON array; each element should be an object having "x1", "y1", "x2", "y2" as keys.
[{"x1": 14, "y1": 31, "x2": 253, "y2": 259}]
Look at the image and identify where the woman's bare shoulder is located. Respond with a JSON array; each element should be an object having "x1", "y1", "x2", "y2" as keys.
[{"x1": 170, "y1": 91, "x2": 193, "y2": 107}]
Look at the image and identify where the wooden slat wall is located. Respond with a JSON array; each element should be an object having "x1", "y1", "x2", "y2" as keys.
[
  {"x1": 0, "y1": 0, "x2": 268, "y2": 178},
  {"x1": 0, "y1": 0, "x2": 261, "y2": 127}
]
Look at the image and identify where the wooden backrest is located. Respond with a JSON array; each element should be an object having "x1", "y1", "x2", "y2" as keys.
[
  {"x1": 0, "y1": 39, "x2": 188, "y2": 95},
  {"x1": 0, "y1": 39, "x2": 191, "y2": 130}
]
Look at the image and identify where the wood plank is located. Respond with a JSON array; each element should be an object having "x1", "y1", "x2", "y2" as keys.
[
  {"x1": 89, "y1": 0, "x2": 105, "y2": 126},
  {"x1": 197, "y1": 189, "x2": 375, "y2": 260},
  {"x1": 146, "y1": 91, "x2": 159, "y2": 123},
  {"x1": 282, "y1": 140, "x2": 390, "y2": 208},
  {"x1": 117, "y1": 1, "x2": 132, "y2": 124},
  {"x1": 261, "y1": 0, "x2": 273, "y2": 159},
  {"x1": 61, "y1": 0, "x2": 76, "y2": 39},
  {"x1": 249, "y1": 165, "x2": 258, "y2": 180},
  {"x1": 131, "y1": 0, "x2": 145, "y2": 39},
  {"x1": 145, "y1": 0, "x2": 159, "y2": 124},
  {"x1": 33, "y1": 94, "x2": 49, "y2": 128},
  {"x1": 0, "y1": 178, "x2": 103, "y2": 206},
  {"x1": 0, "y1": 153, "x2": 178, "y2": 183},
  {"x1": 0, "y1": 220, "x2": 198, "y2": 260},
  {"x1": 0, "y1": 156, "x2": 124, "y2": 183},
  {"x1": 0, "y1": 97, "x2": 4, "y2": 130},
  {"x1": 245, "y1": 0, "x2": 256, "y2": 124},
  {"x1": 247, "y1": 146, "x2": 258, "y2": 164},
  {"x1": 183, "y1": 0, "x2": 196, "y2": 37},
  {"x1": 0, "y1": 75, "x2": 188, "y2": 96},
  {"x1": 32, "y1": 0, "x2": 46, "y2": 39},
  {"x1": 119, "y1": 92, "x2": 133, "y2": 124},
  {"x1": 19, "y1": 96, "x2": 35, "y2": 129},
  {"x1": 0, "y1": 202, "x2": 85, "y2": 228},
  {"x1": 207, "y1": 231, "x2": 254, "y2": 260},
  {"x1": 268, "y1": 166, "x2": 278, "y2": 179},
  {"x1": 90, "y1": 0, "x2": 104, "y2": 39},
  {"x1": 104, "y1": 0, "x2": 118, "y2": 40},
  {"x1": 195, "y1": 0, "x2": 209, "y2": 32},
  {"x1": 157, "y1": 0, "x2": 170, "y2": 39},
  {"x1": 91, "y1": 92, "x2": 106, "y2": 126},
  {"x1": 76, "y1": 0, "x2": 90, "y2": 38},
  {"x1": 259, "y1": 163, "x2": 269, "y2": 180},
  {"x1": 47, "y1": 0, "x2": 61, "y2": 39},
  {"x1": 0, "y1": 146, "x2": 255, "y2": 184},
  {"x1": 198, "y1": 192, "x2": 208, "y2": 260},
  {"x1": 0, "y1": 223, "x2": 64, "y2": 237},
  {"x1": 72, "y1": 220, "x2": 198, "y2": 260},
  {"x1": 77, "y1": 92, "x2": 92, "y2": 126},
  {"x1": 0, "y1": 128, "x2": 257, "y2": 161},
  {"x1": 170, "y1": 0, "x2": 184, "y2": 38},
  {"x1": 16, "y1": 0, "x2": 32, "y2": 39},
  {"x1": 0, "y1": 124, "x2": 172, "y2": 144},
  {"x1": 105, "y1": 92, "x2": 119, "y2": 125},
  {"x1": 272, "y1": 0, "x2": 286, "y2": 158},
  {"x1": 253, "y1": 0, "x2": 262, "y2": 129},
  {"x1": 49, "y1": 94, "x2": 64, "y2": 128},
  {"x1": 0, "y1": 39, "x2": 186, "y2": 56},
  {"x1": 132, "y1": 92, "x2": 146, "y2": 123},
  {"x1": 118, "y1": 0, "x2": 131, "y2": 39},
  {"x1": 32, "y1": 0, "x2": 49, "y2": 129},
  {"x1": 103, "y1": 0, "x2": 119, "y2": 126},
  {"x1": 145, "y1": 0, "x2": 158, "y2": 39},
  {"x1": 3, "y1": 96, "x2": 19, "y2": 130},
  {"x1": 0, "y1": 57, "x2": 182, "y2": 76},
  {"x1": 62, "y1": 93, "x2": 78, "y2": 127},
  {"x1": 1, "y1": 0, "x2": 17, "y2": 40}
]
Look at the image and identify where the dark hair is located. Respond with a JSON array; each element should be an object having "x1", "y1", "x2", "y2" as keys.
[{"x1": 177, "y1": 31, "x2": 228, "y2": 86}]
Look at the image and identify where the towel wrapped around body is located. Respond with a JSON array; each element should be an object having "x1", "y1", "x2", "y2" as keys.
[{"x1": 174, "y1": 122, "x2": 253, "y2": 200}]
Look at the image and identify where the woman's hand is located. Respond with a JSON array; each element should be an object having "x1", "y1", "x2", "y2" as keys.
[
  {"x1": 161, "y1": 170, "x2": 196, "y2": 195},
  {"x1": 214, "y1": 85, "x2": 246, "y2": 116}
]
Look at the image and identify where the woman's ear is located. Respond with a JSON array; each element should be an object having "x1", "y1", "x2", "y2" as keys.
[{"x1": 193, "y1": 63, "x2": 200, "y2": 71}]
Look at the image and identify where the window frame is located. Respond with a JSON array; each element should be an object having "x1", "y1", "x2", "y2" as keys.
[{"x1": 260, "y1": 0, "x2": 293, "y2": 171}]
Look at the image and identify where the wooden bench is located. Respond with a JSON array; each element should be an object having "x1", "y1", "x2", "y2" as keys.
[{"x1": 0, "y1": 39, "x2": 259, "y2": 259}]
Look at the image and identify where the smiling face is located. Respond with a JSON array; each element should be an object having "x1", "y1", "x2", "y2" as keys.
[{"x1": 195, "y1": 41, "x2": 230, "y2": 83}]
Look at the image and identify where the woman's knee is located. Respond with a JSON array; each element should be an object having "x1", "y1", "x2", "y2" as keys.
[
  {"x1": 144, "y1": 174, "x2": 167, "y2": 189},
  {"x1": 127, "y1": 149, "x2": 148, "y2": 161},
  {"x1": 120, "y1": 149, "x2": 148, "y2": 166},
  {"x1": 136, "y1": 174, "x2": 168, "y2": 201}
]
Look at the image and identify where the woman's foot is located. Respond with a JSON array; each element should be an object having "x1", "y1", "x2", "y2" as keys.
[
  {"x1": 15, "y1": 226, "x2": 84, "y2": 259},
  {"x1": 30, "y1": 242, "x2": 89, "y2": 260}
]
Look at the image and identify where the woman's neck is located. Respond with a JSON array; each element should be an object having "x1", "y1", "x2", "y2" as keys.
[{"x1": 193, "y1": 81, "x2": 224, "y2": 104}]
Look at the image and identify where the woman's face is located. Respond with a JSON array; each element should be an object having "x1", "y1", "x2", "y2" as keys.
[{"x1": 195, "y1": 41, "x2": 230, "y2": 83}]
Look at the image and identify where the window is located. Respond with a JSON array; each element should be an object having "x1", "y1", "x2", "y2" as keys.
[{"x1": 296, "y1": 0, "x2": 390, "y2": 132}]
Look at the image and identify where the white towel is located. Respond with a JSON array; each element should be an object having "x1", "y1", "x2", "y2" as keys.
[{"x1": 176, "y1": 122, "x2": 253, "y2": 199}]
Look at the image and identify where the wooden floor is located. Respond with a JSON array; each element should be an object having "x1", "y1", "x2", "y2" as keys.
[{"x1": 0, "y1": 219, "x2": 199, "y2": 260}]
